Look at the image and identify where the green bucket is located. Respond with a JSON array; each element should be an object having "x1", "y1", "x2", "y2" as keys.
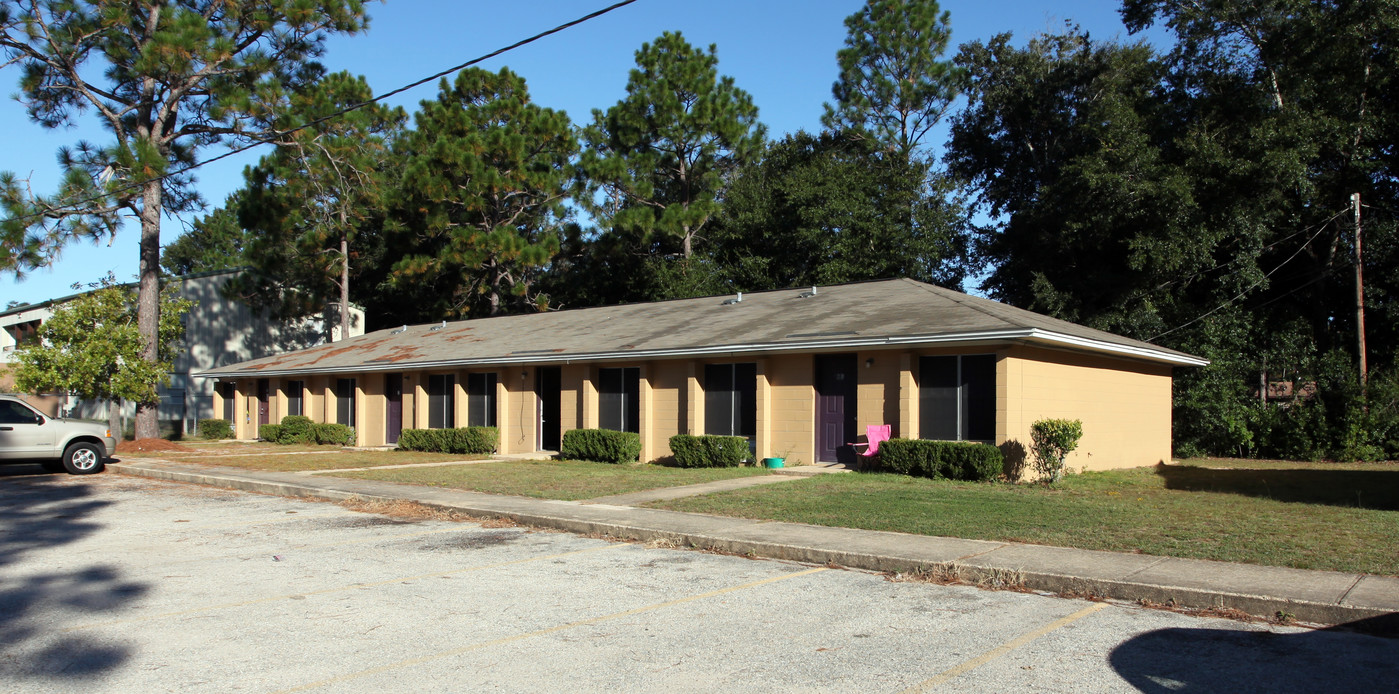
[{"x1": 762, "y1": 457, "x2": 785, "y2": 469}]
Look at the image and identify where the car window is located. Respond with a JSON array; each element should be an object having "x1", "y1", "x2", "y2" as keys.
[{"x1": 0, "y1": 400, "x2": 40, "y2": 425}]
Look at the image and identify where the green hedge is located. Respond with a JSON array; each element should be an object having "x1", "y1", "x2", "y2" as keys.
[
  {"x1": 878, "y1": 439, "x2": 1004, "y2": 481},
  {"x1": 198, "y1": 418, "x2": 232, "y2": 440},
  {"x1": 312, "y1": 422, "x2": 355, "y2": 446},
  {"x1": 396, "y1": 427, "x2": 499, "y2": 454},
  {"x1": 561, "y1": 428, "x2": 642, "y2": 464},
  {"x1": 259, "y1": 423, "x2": 283, "y2": 442},
  {"x1": 278, "y1": 415, "x2": 315, "y2": 444},
  {"x1": 669, "y1": 434, "x2": 749, "y2": 468}
]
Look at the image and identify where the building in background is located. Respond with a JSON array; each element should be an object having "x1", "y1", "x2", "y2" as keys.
[{"x1": 1, "y1": 269, "x2": 364, "y2": 435}]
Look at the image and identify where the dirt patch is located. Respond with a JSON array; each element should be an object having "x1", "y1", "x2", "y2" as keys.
[{"x1": 117, "y1": 439, "x2": 196, "y2": 454}]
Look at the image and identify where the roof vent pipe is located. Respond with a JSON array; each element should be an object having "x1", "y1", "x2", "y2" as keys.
[{"x1": 721, "y1": 292, "x2": 743, "y2": 306}]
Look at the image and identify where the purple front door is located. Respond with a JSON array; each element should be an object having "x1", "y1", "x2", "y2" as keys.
[
  {"x1": 386, "y1": 374, "x2": 403, "y2": 445},
  {"x1": 816, "y1": 355, "x2": 857, "y2": 463},
  {"x1": 257, "y1": 379, "x2": 270, "y2": 425}
]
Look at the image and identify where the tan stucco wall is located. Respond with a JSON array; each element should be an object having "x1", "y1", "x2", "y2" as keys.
[
  {"x1": 1000, "y1": 345, "x2": 1173, "y2": 471},
  {"x1": 766, "y1": 353, "x2": 816, "y2": 466},
  {"x1": 646, "y1": 360, "x2": 688, "y2": 460},
  {"x1": 500, "y1": 368, "x2": 537, "y2": 454}
]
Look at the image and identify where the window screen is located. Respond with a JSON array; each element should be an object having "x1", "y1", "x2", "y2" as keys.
[
  {"x1": 704, "y1": 363, "x2": 756, "y2": 439},
  {"x1": 285, "y1": 380, "x2": 304, "y2": 417},
  {"x1": 919, "y1": 355, "x2": 995, "y2": 441},
  {"x1": 427, "y1": 374, "x2": 455, "y2": 429},
  {"x1": 598, "y1": 367, "x2": 640, "y2": 433},
  {"x1": 335, "y1": 378, "x2": 356, "y2": 427},
  {"x1": 467, "y1": 373, "x2": 498, "y2": 427},
  {"x1": 221, "y1": 383, "x2": 235, "y2": 421}
]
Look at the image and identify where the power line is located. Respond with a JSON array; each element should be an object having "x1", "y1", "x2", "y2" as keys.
[
  {"x1": 5, "y1": 0, "x2": 640, "y2": 228},
  {"x1": 1147, "y1": 212, "x2": 1340, "y2": 342}
]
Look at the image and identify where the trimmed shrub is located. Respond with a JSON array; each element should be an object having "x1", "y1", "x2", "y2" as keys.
[
  {"x1": 878, "y1": 439, "x2": 1004, "y2": 482},
  {"x1": 259, "y1": 424, "x2": 283, "y2": 442},
  {"x1": 278, "y1": 415, "x2": 315, "y2": 444},
  {"x1": 561, "y1": 428, "x2": 642, "y2": 464},
  {"x1": 312, "y1": 422, "x2": 356, "y2": 446},
  {"x1": 669, "y1": 434, "x2": 748, "y2": 468},
  {"x1": 198, "y1": 419, "x2": 232, "y2": 440},
  {"x1": 1030, "y1": 419, "x2": 1083, "y2": 483},
  {"x1": 397, "y1": 427, "x2": 499, "y2": 455}
]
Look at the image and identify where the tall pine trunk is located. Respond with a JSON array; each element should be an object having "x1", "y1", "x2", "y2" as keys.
[
  {"x1": 134, "y1": 178, "x2": 163, "y2": 440},
  {"x1": 339, "y1": 228, "x2": 350, "y2": 341}
]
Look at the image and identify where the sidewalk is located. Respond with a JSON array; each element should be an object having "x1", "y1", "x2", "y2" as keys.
[{"x1": 108, "y1": 458, "x2": 1398, "y2": 630}]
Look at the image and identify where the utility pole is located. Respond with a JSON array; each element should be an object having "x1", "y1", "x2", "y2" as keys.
[{"x1": 1353, "y1": 192, "x2": 1368, "y2": 388}]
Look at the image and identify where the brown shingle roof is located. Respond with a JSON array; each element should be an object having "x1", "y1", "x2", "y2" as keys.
[{"x1": 198, "y1": 279, "x2": 1205, "y2": 378}]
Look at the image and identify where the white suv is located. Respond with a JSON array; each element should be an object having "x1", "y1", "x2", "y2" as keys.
[{"x1": 0, "y1": 394, "x2": 116, "y2": 474}]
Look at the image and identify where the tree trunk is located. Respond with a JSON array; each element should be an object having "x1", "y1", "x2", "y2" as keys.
[
  {"x1": 134, "y1": 179, "x2": 163, "y2": 440},
  {"x1": 339, "y1": 229, "x2": 350, "y2": 341},
  {"x1": 108, "y1": 398, "x2": 121, "y2": 441}
]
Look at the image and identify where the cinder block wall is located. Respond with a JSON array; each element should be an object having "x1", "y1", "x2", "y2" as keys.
[{"x1": 1001, "y1": 346, "x2": 1173, "y2": 471}]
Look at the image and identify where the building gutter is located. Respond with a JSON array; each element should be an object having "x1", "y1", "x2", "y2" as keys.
[{"x1": 197, "y1": 328, "x2": 1207, "y2": 380}]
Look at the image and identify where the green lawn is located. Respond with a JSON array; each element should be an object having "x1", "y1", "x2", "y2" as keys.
[
  {"x1": 652, "y1": 462, "x2": 1399, "y2": 576},
  {"x1": 151, "y1": 450, "x2": 482, "y2": 472},
  {"x1": 332, "y1": 460, "x2": 771, "y2": 501}
]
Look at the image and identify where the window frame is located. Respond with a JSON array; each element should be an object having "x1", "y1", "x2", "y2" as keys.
[
  {"x1": 335, "y1": 378, "x2": 357, "y2": 428},
  {"x1": 918, "y1": 354, "x2": 996, "y2": 443},
  {"x1": 285, "y1": 380, "x2": 304, "y2": 418},
  {"x1": 597, "y1": 366, "x2": 640, "y2": 434},
  {"x1": 426, "y1": 374, "x2": 456, "y2": 430},
  {"x1": 703, "y1": 363, "x2": 757, "y2": 443},
  {"x1": 467, "y1": 372, "x2": 498, "y2": 428}
]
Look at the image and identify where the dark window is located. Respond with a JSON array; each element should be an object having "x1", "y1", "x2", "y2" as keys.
[
  {"x1": 0, "y1": 400, "x2": 39, "y2": 424},
  {"x1": 467, "y1": 373, "x2": 498, "y2": 427},
  {"x1": 598, "y1": 367, "x2": 640, "y2": 433},
  {"x1": 221, "y1": 383, "x2": 235, "y2": 421},
  {"x1": 704, "y1": 363, "x2": 756, "y2": 440},
  {"x1": 919, "y1": 355, "x2": 995, "y2": 441},
  {"x1": 427, "y1": 374, "x2": 455, "y2": 429},
  {"x1": 286, "y1": 380, "x2": 304, "y2": 417},
  {"x1": 335, "y1": 378, "x2": 357, "y2": 427}
]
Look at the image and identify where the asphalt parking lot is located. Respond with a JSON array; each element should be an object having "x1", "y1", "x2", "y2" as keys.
[{"x1": 2, "y1": 469, "x2": 1395, "y2": 693}]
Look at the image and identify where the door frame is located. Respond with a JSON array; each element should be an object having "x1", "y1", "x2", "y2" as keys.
[
  {"x1": 536, "y1": 366, "x2": 562, "y2": 451},
  {"x1": 385, "y1": 373, "x2": 403, "y2": 445},
  {"x1": 815, "y1": 354, "x2": 858, "y2": 463}
]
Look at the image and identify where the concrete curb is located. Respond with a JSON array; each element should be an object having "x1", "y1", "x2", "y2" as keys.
[{"x1": 109, "y1": 461, "x2": 1398, "y2": 630}]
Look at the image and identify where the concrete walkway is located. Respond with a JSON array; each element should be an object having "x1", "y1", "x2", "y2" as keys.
[
  {"x1": 107, "y1": 458, "x2": 1398, "y2": 631},
  {"x1": 581, "y1": 474, "x2": 800, "y2": 506}
]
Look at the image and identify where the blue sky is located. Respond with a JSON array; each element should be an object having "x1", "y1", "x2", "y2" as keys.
[{"x1": 1, "y1": 0, "x2": 1163, "y2": 307}]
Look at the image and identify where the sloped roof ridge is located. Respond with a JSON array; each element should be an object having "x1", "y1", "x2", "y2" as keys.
[{"x1": 897, "y1": 278, "x2": 1020, "y2": 330}]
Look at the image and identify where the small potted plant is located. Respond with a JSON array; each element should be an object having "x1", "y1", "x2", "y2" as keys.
[{"x1": 761, "y1": 447, "x2": 792, "y2": 469}]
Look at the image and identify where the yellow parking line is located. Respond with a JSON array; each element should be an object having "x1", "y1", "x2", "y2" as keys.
[
  {"x1": 897, "y1": 602, "x2": 1110, "y2": 693},
  {"x1": 275, "y1": 566, "x2": 831, "y2": 693},
  {"x1": 62, "y1": 544, "x2": 621, "y2": 633}
]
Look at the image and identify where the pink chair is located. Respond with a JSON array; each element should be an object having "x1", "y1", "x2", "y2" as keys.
[{"x1": 849, "y1": 425, "x2": 891, "y2": 467}]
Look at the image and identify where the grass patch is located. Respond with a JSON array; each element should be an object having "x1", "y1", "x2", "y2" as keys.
[
  {"x1": 652, "y1": 462, "x2": 1399, "y2": 576},
  {"x1": 120, "y1": 441, "x2": 334, "y2": 456},
  {"x1": 332, "y1": 459, "x2": 770, "y2": 501},
  {"x1": 156, "y1": 450, "x2": 482, "y2": 472}
]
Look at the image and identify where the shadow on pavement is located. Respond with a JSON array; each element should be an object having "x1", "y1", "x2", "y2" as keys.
[
  {"x1": 1155, "y1": 464, "x2": 1399, "y2": 510},
  {"x1": 0, "y1": 472, "x2": 147, "y2": 679},
  {"x1": 1109, "y1": 621, "x2": 1399, "y2": 692}
]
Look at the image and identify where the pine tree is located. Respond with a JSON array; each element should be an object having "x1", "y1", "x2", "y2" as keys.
[
  {"x1": 0, "y1": 1, "x2": 368, "y2": 438},
  {"x1": 391, "y1": 67, "x2": 576, "y2": 318}
]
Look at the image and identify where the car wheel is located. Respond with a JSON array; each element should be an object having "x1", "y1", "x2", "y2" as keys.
[{"x1": 62, "y1": 442, "x2": 105, "y2": 475}]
